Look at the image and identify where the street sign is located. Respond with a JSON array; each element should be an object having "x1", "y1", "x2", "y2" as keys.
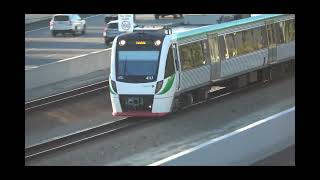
[{"x1": 118, "y1": 14, "x2": 134, "y2": 32}]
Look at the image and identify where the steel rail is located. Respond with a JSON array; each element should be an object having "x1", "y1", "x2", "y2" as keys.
[{"x1": 25, "y1": 80, "x2": 109, "y2": 111}]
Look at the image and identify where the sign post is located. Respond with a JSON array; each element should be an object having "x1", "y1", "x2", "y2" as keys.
[{"x1": 118, "y1": 14, "x2": 134, "y2": 33}]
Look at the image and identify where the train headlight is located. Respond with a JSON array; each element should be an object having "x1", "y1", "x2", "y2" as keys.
[
  {"x1": 119, "y1": 40, "x2": 126, "y2": 46},
  {"x1": 111, "y1": 80, "x2": 117, "y2": 93},
  {"x1": 154, "y1": 40, "x2": 161, "y2": 46},
  {"x1": 155, "y1": 80, "x2": 163, "y2": 94}
]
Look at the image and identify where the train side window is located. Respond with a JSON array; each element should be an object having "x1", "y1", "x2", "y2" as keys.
[
  {"x1": 234, "y1": 31, "x2": 243, "y2": 55},
  {"x1": 179, "y1": 41, "x2": 205, "y2": 70},
  {"x1": 226, "y1": 26, "x2": 268, "y2": 57},
  {"x1": 284, "y1": 19, "x2": 295, "y2": 42},
  {"x1": 190, "y1": 41, "x2": 205, "y2": 67},
  {"x1": 272, "y1": 23, "x2": 285, "y2": 44},
  {"x1": 261, "y1": 26, "x2": 268, "y2": 48},
  {"x1": 208, "y1": 34, "x2": 220, "y2": 64},
  {"x1": 279, "y1": 22, "x2": 286, "y2": 44},
  {"x1": 201, "y1": 40, "x2": 210, "y2": 65},
  {"x1": 164, "y1": 46, "x2": 175, "y2": 78},
  {"x1": 237, "y1": 29, "x2": 254, "y2": 55},
  {"x1": 252, "y1": 26, "x2": 267, "y2": 50},
  {"x1": 225, "y1": 33, "x2": 237, "y2": 58},
  {"x1": 218, "y1": 35, "x2": 227, "y2": 61},
  {"x1": 179, "y1": 44, "x2": 193, "y2": 70},
  {"x1": 290, "y1": 20, "x2": 295, "y2": 41}
]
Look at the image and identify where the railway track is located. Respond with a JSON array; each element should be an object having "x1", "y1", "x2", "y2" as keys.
[
  {"x1": 25, "y1": 61, "x2": 294, "y2": 162},
  {"x1": 25, "y1": 78, "x2": 273, "y2": 162},
  {"x1": 25, "y1": 80, "x2": 109, "y2": 111},
  {"x1": 25, "y1": 116, "x2": 150, "y2": 161}
]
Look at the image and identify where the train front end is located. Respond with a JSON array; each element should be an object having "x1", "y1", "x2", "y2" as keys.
[{"x1": 109, "y1": 32, "x2": 175, "y2": 117}]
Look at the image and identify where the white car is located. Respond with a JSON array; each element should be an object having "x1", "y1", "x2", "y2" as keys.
[{"x1": 50, "y1": 14, "x2": 86, "y2": 37}]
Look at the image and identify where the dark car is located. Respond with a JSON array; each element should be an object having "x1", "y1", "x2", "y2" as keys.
[
  {"x1": 104, "y1": 14, "x2": 118, "y2": 24},
  {"x1": 155, "y1": 14, "x2": 183, "y2": 19},
  {"x1": 217, "y1": 14, "x2": 251, "y2": 24},
  {"x1": 103, "y1": 20, "x2": 123, "y2": 45}
]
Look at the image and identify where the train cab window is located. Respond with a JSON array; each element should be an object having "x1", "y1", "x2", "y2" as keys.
[{"x1": 164, "y1": 46, "x2": 175, "y2": 78}]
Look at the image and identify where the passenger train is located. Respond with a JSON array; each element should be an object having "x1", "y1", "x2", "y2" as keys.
[{"x1": 109, "y1": 14, "x2": 295, "y2": 117}]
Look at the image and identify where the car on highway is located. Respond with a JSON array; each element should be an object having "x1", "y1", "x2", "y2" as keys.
[
  {"x1": 104, "y1": 14, "x2": 118, "y2": 24},
  {"x1": 104, "y1": 20, "x2": 138, "y2": 45},
  {"x1": 103, "y1": 20, "x2": 123, "y2": 45},
  {"x1": 50, "y1": 14, "x2": 86, "y2": 37},
  {"x1": 155, "y1": 14, "x2": 183, "y2": 19}
]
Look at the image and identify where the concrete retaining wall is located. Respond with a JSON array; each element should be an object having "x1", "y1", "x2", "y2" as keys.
[
  {"x1": 184, "y1": 14, "x2": 234, "y2": 25},
  {"x1": 150, "y1": 107, "x2": 295, "y2": 166},
  {"x1": 25, "y1": 49, "x2": 111, "y2": 90},
  {"x1": 25, "y1": 14, "x2": 53, "y2": 24}
]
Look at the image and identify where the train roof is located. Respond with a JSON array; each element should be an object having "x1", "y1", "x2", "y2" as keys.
[{"x1": 173, "y1": 14, "x2": 286, "y2": 40}]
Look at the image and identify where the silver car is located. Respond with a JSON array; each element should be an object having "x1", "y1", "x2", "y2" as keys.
[
  {"x1": 103, "y1": 20, "x2": 124, "y2": 45},
  {"x1": 50, "y1": 14, "x2": 86, "y2": 37}
]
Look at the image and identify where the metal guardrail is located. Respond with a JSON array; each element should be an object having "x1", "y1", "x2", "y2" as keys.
[
  {"x1": 25, "y1": 116, "x2": 148, "y2": 161},
  {"x1": 25, "y1": 80, "x2": 108, "y2": 111}
]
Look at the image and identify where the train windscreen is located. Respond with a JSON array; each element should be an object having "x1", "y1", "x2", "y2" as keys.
[{"x1": 116, "y1": 51, "x2": 160, "y2": 82}]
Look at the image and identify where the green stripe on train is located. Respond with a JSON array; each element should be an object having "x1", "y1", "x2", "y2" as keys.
[{"x1": 157, "y1": 74, "x2": 175, "y2": 95}]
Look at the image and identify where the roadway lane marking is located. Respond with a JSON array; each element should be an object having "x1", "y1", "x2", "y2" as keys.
[
  {"x1": 25, "y1": 48, "x2": 36, "y2": 52},
  {"x1": 25, "y1": 65, "x2": 39, "y2": 70},
  {"x1": 25, "y1": 47, "x2": 111, "y2": 70},
  {"x1": 89, "y1": 49, "x2": 110, "y2": 54},
  {"x1": 25, "y1": 48, "x2": 111, "y2": 70},
  {"x1": 25, "y1": 26, "x2": 50, "y2": 33},
  {"x1": 83, "y1": 14, "x2": 103, "y2": 20},
  {"x1": 25, "y1": 14, "x2": 103, "y2": 34},
  {"x1": 45, "y1": 53, "x2": 57, "y2": 58},
  {"x1": 57, "y1": 48, "x2": 111, "y2": 63}
]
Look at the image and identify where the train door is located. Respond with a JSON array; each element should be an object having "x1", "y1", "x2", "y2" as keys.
[
  {"x1": 266, "y1": 22, "x2": 277, "y2": 64},
  {"x1": 172, "y1": 43, "x2": 181, "y2": 90},
  {"x1": 207, "y1": 33, "x2": 221, "y2": 81}
]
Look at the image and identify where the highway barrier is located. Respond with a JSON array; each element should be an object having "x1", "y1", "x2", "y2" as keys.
[
  {"x1": 25, "y1": 14, "x2": 53, "y2": 24},
  {"x1": 25, "y1": 49, "x2": 111, "y2": 90},
  {"x1": 149, "y1": 107, "x2": 295, "y2": 166}
]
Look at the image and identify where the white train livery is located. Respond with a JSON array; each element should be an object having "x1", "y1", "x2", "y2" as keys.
[{"x1": 109, "y1": 14, "x2": 295, "y2": 117}]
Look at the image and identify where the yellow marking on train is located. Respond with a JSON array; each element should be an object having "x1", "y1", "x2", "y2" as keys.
[{"x1": 136, "y1": 41, "x2": 146, "y2": 44}]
